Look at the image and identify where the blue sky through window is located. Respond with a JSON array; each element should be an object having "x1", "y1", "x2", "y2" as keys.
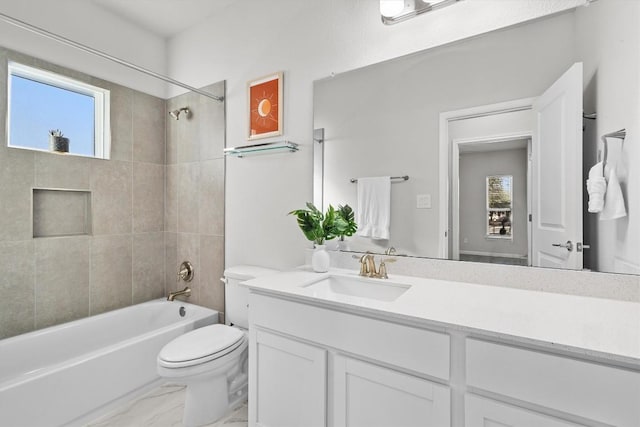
[{"x1": 9, "y1": 75, "x2": 95, "y2": 156}]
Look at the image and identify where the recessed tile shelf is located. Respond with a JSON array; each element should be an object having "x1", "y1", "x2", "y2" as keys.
[{"x1": 33, "y1": 188, "x2": 92, "y2": 238}]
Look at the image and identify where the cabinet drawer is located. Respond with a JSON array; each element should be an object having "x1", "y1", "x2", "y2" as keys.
[
  {"x1": 465, "y1": 394, "x2": 585, "y2": 427},
  {"x1": 250, "y1": 293, "x2": 450, "y2": 380},
  {"x1": 334, "y1": 355, "x2": 450, "y2": 427},
  {"x1": 466, "y1": 339, "x2": 640, "y2": 427}
]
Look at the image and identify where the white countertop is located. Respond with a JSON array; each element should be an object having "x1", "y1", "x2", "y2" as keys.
[{"x1": 244, "y1": 268, "x2": 640, "y2": 365}]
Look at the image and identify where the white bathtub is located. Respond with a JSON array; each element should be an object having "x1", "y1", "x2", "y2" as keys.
[{"x1": 0, "y1": 299, "x2": 218, "y2": 427}]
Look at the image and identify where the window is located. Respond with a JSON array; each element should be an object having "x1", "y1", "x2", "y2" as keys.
[
  {"x1": 486, "y1": 175, "x2": 512, "y2": 238},
  {"x1": 7, "y1": 62, "x2": 110, "y2": 158}
]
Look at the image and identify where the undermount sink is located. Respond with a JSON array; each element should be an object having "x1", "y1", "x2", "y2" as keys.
[{"x1": 302, "y1": 275, "x2": 410, "y2": 302}]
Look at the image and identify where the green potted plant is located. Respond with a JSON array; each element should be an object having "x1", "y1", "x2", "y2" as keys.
[
  {"x1": 289, "y1": 202, "x2": 348, "y2": 272},
  {"x1": 336, "y1": 204, "x2": 358, "y2": 250}
]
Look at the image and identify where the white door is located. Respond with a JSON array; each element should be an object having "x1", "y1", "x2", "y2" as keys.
[
  {"x1": 531, "y1": 62, "x2": 583, "y2": 269},
  {"x1": 249, "y1": 329, "x2": 327, "y2": 427},
  {"x1": 332, "y1": 354, "x2": 450, "y2": 427}
]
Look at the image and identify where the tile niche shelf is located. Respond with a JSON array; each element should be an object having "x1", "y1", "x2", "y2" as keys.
[
  {"x1": 33, "y1": 188, "x2": 92, "y2": 238},
  {"x1": 223, "y1": 141, "x2": 298, "y2": 158}
]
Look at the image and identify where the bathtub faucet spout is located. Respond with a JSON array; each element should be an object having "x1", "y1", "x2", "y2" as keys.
[{"x1": 167, "y1": 286, "x2": 191, "y2": 301}]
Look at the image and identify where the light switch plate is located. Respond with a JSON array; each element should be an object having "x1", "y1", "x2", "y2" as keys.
[{"x1": 416, "y1": 194, "x2": 431, "y2": 209}]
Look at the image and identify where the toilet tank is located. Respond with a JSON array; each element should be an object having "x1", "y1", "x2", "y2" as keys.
[{"x1": 224, "y1": 265, "x2": 278, "y2": 328}]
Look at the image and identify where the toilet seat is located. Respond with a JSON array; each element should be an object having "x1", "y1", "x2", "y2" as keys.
[{"x1": 158, "y1": 324, "x2": 245, "y2": 369}]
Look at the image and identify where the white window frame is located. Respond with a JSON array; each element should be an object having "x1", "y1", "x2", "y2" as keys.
[
  {"x1": 7, "y1": 61, "x2": 111, "y2": 159},
  {"x1": 486, "y1": 174, "x2": 513, "y2": 239}
]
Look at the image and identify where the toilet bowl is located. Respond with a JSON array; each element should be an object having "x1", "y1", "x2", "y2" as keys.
[
  {"x1": 157, "y1": 324, "x2": 248, "y2": 427},
  {"x1": 157, "y1": 265, "x2": 277, "y2": 427}
]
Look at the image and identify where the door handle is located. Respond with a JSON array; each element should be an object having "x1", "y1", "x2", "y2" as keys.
[
  {"x1": 577, "y1": 242, "x2": 590, "y2": 252},
  {"x1": 552, "y1": 240, "x2": 574, "y2": 252}
]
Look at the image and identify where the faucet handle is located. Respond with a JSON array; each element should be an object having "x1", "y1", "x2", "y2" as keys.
[{"x1": 177, "y1": 261, "x2": 194, "y2": 282}]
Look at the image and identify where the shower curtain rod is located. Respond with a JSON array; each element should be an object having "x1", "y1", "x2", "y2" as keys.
[{"x1": 0, "y1": 12, "x2": 224, "y2": 102}]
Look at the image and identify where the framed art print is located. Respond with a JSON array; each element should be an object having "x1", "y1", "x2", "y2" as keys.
[{"x1": 248, "y1": 72, "x2": 283, "y2": 140}]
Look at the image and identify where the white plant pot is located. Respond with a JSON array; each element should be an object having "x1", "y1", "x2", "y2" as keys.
[{"x1": 311, "y1": 245, "x2": 330, "y2": 272}]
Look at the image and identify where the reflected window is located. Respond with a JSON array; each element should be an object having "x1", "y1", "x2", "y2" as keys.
[
  {"x1": 7, "y1": 62, "x2": 110, "y2": 158},
  {"x1": 486, "y1": 175, "x2": 512, "y2": 238}
]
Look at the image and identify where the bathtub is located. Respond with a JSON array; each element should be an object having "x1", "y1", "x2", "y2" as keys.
[{"x1": 0, "y1": 299, "x2": 218, "y2": 427}]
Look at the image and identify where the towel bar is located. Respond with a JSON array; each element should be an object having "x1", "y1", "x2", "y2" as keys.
[{"x1": 350, "y1": 175, "x2": 409, "y2": 183}]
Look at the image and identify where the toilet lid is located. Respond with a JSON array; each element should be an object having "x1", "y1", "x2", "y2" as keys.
[{"x1": 159, "y1": 324, "x2": 244, "y2": 363}]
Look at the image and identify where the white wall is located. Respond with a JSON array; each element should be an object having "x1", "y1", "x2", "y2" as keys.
[
  {"x1": 576, "y1": 0, "x2": 640, "y2": 274},
  {"x1": 167, "y1": 0, "x2": 586, "y2": 270},
  {"x1": 0, "y1": 0, "x2": 168, "y2": 97}
]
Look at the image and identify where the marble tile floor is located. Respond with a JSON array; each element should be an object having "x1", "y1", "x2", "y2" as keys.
[{"x1": 87, "y1": 384, "x2": 248, "y2": 427}]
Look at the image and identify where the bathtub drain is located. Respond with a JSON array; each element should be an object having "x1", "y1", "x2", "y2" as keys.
[{"x1": 179, "y1": 306, "x2": 186, "y2": 317}]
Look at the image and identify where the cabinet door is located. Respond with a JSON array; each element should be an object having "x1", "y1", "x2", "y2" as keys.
[
  {"x1": 249, "y1": 329, "x2": 327, "y2": 427},
  {"x1": 333, "y1": 354, "x2": 450, "y2": 427},
  {"x1": 465, "y1": 394, "x2": 586, "y2": 427}
]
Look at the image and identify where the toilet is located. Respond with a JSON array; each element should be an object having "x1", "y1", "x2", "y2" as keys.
[{"x1": 157, "y1": 265, "x2": 277, "y2": 427}]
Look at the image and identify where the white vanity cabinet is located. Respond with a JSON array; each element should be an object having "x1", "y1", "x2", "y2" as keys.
[
  {"x1": 251, "y1": 329, "x2": 327, "y2": 427},
  {"x1": 333, "y1": 354, "x2": 450, "y2": 427},
  {"x1": 465, "y1": 339, "x2": 640, "y2": 427},
  {"x1": 247, "y1": 277, "x2": 640, "y2": 427},
  {"x1": 248, "y1": 293, "x2": 451, "y2": 427},
  {"x1": 465, "y1": 394, "x2": 585, "y2": 427}
]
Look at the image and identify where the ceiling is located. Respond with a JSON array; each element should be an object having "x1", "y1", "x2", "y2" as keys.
[{"x1": 90, "y1": 0, "x2": 235, "y2": 38}]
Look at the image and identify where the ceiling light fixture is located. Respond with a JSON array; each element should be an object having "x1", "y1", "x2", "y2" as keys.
[{"x1": 380, "y1": 0, "x2": 462, "y2": 25}]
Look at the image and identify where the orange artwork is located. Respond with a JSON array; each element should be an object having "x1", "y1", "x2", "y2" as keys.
[{"x1": 248, "y1": 72, "x2": 283, "y2": 140}]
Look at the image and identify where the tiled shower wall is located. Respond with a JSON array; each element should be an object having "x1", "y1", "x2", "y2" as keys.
[
  {"x1": 165, "y1": 82, "x2": 226, "y2": 314},
  {"x1": 0, "y1": 48, "x2": 166, "y2": 339}
]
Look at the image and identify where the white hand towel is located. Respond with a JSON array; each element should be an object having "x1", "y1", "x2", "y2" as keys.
[
  {"x1": 586, "y1": 161, "x2": 606, "y2": 213},
  {"x1": 600, "y1": 164, "x2": 627, "y2": 221},
  {"x1": 356, "y1": 176, "x2": 391, "y2": 240}
]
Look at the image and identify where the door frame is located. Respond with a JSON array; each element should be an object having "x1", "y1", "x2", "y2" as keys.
[{"x1": 438, "y1": 97, "x2": 536, "y2": 259}]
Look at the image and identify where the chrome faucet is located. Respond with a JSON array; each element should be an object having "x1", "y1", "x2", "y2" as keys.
[{"x1": 167, "y1": 286, "x2": 191, "y2": 301}]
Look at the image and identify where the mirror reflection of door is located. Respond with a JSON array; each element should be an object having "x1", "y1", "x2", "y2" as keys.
[{"x1": 445, "y1": 62, "x2": 583, "y2": 269}]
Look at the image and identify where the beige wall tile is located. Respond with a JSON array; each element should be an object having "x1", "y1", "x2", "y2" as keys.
[
  {"x1": 165, "y1": 164, "x2": 178, "y2": 232},
  {"x1": 35, "y1": 236, "x2": 90, "y2": 329},
  {"x1": 91, "y1": 160, "x2": 133, "y2": 235},
  {"x1": 0, "y1": 241, "x2": 35, "y2": 339},
  {"x1": 199, "y1": 235, "x2": 225, "y2": 312},
  {"x1": 166, "y1": 97, "x2": 180, "y2": 165},
  {"x1": 34, "y1": 152, "x2": 91, "y2": 190},
  {"x1": 133, "y1": 92, "x2": 165, "y2": 164},
  {"x1": 165, "y1": 232, "x2": 178, "y2": 294},
  {"x1": 133, "y1": 232, "x2": 165, "y2": 303},
  {"x1": 133, "y1": 162, "x2": 164, "y2": 233},
  {"x1": 199, "y1": 159, "x2": 225, "y2": 237},
  {"x1": 177, "y1": 233, "x2": 200, "y2": 303},
  {"x1": 91, "y1": 235, "x2": 133, "y2": 315},
  {"x1": 0, "y1": 148, "x2": 34, "y2": 242},
  {"x1": 110, "y1": 85, "x2": 134, "y2": 162},
  {"x1": 177, "y1": 163, "x2": 200, "y2": 234},
  {"x1": 176, "y1": 91, "x2": 201, "y2": 164},
  {"x1": 198, "y1": 81, "x2": 226, "y2": 161}
]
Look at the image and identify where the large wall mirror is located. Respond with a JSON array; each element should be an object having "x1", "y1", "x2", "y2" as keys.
[{"x1": 314, "y1": 1, "x2": 640, "y2": 275}]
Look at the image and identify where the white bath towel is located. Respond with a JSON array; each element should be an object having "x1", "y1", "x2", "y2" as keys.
[
  {"x1": 586, "y1": 162, "x2": 606, "y2": 213},
  {"x1": 356, "y1": 176, "x2": 391, "y2": 240},
  {"x1": 600, "y1": 164, "x2": 627, "y2": 221}
]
